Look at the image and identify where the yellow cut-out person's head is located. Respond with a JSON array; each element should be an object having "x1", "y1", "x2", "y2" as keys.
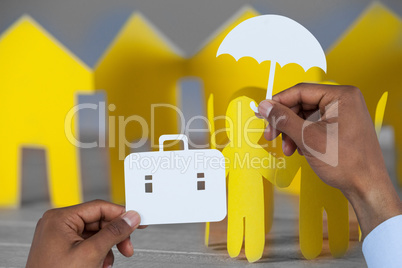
[{"x1": 225, "y1": 96, "x2": 265, "y2": 147}]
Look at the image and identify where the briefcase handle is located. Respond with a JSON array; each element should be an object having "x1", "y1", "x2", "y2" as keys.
[{"x1": 159, "y1": 134, "x2": 189, "y2": 151}]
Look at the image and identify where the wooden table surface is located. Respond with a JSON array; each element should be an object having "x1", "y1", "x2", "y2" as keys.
[
  {"x1": 0, "y1": 192, "x2": 368, "y2": 268},
  {"x1": 1, "y1": 142, "x2": 399, "y2": 267}
]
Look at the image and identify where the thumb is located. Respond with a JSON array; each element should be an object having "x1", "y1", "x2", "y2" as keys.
[
  {"x1": 258, "y1": 100, "x2": 305, "y2": 146},
  {"x1": 81, "y1": 211, "x2": 141, "y2": 259}
]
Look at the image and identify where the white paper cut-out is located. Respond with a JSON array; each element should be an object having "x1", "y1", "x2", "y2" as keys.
[
  {"x1": 216, "y1": 14, "x2": 327, "y2": 113},
  {"x1": 124, "y1": 134, "x2": 227, "y2": 225}
]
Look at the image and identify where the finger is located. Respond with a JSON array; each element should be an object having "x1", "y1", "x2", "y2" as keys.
[
  {"x1": 263, "y1": 123, "x2": 280, "y2": 141},
  {"x1": 81, "y1": 230, "x2": 97, "y2": 239},
  {"x1": 263, "y1": 104, "x2": 300, "y2": 142},
  {"x1": 258, "y1": 100, "x2": 305, "y2": 147},
  {"x1": 85, "y1": 221, "x2": 105, "y2": 232},
  {"x1": 80, "y1": 211, "x2": 140, "y2": 260},
  {"x1": 297, "y1": 147, "x2": 304, "y2": 156},
  {"x1": 272, "y1": 83, "x2": 334, "y2": 109},
  {"x1": 61, "y1": 200, "x2": 125, "y2": 234},
  {"x1": 74, "y1": 200, "x2": 125, "y2": 224},
  {"x1": 85, "y1": 219, "x2": 115, "y2": 232},
  {"x1": 86, "y1": 222, "x2": 147, "y2": 232},
  {"x1": 102, "y1": 249, "x2": 114, "y2": 268},
  {"x1": 282, "y1": 133, "x2": 297, "y2": 156},
  {"x1": 117, "y1": 237, "x2": 134, "y2": 257},
  {"x1": 302, "y1": 109, "x2": 320, "y2": 121},
  {"x1": 255, "y1": 112, "x2": 264, "y2": 119}
]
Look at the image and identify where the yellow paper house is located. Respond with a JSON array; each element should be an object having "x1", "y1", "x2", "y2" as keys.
[
  {"x1": 0, "y1": 16, "x2": 93, "y2": 207},
  {"x1": 95, "y1": 13, "x2": 185, "y2": 204},
  {"x1": 326, "y1": 2, "x2": 402, "y2": 185}
]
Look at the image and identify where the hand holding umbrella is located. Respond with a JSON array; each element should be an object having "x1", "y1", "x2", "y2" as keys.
[{"x1": 217, "y1": 14, "x2": 327, "y2": 112}]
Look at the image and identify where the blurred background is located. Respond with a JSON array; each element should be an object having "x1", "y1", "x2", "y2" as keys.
[{"x1": 1, "y1": 0, "x2": 402, "y2": 65}]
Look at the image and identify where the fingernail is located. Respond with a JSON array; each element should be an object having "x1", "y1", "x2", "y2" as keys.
[
  {"x1": 122, "y1": 211, "x2": 140, "y2": 228},
  {"x1": 258, "y1": 101, "x2": 273, "y2": 118},
  {"x1": 282, "y1": 139, "x2": 287, "y2": 152},
  {"x1": 107, "y1": 265, "x2": 112, "y2": 268},
  {"x1": 255, "y1": 112, "x2": 264, "y2": 119}
]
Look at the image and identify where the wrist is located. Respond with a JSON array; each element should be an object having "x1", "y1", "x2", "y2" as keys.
[{"x1": 343, "y1": 171, "x2": 402, "y2": 239}]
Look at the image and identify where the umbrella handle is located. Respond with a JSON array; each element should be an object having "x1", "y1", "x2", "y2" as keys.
[
  {"x1": 266, "y1": 61, "x2": 276, "y2": 100},
  {"x1": 250, "y1": 61, "x2": 276, "y2": 113},
  {"x1": 250, "y1": 101, "x2": 259, "y2": 113}
]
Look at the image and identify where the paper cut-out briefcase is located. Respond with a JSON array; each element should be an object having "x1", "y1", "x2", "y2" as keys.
[{"x1": 124, "y1": 134, "x2": 227, "y2": 225}]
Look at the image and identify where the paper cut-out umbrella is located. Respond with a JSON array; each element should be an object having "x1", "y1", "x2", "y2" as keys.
[{"x1": 217, "y1": 14, "x2": 327, "y2": 112}]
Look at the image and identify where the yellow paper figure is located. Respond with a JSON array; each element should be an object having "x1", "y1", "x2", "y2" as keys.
[
  {"x1": 205, "y1": 88, "x2": 276, "y2": 249},
  {"x1": 274, "y1": 81, "x2": 350, "y2": 259},
  {"x1": 187, "y1": 6, "x2": 323, "y2": 148},
  {"x1": 95, "y1": 13, "x2": 185, "y2": 204},
  {"x1": 0, "y1": 16, "x2": 93, "y2": 207},
  {"x1": 326, "y1": 2, "x2": 402, "y2": 186},
  {"x1": 229, "y1": 87, "x2": 277, "y2": 239},
  {"x1": 222, "y1": 96, "x2": 276, "y2": 262},
  {"x1": 276, "y1": 150, "x2": 349, "y2": 260}
]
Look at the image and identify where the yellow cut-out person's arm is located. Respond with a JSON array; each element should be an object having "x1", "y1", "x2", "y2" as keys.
[
  {"x1": 375, "y1": 92, "x2": 388, "y2": 137},
  {"x1": 274, "y1": 152, "x2": 302, "y2": 188},
  {"x1": 251, "y1": 148, "x2": 277, "y2": 184}
]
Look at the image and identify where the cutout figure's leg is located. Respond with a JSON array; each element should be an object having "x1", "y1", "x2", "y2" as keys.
[
  {"x1": 245, "y1": 206, "x2": 265, "y2": 262},
  {"x1": 227, "y1": 213, "x2": 244, "y2": 258},
  {"x1": 0, "y1": 143, "x2": 21, "y2": 207},
  {"x1": 263, "y1": 179, "x2": 274, "y2": 234},
  {"x1": 325, "y1": 189, "x2": 349, "y2": 257},
  {"x1": 227, "y1": 176, "x2": 244, "y2": 258},
  {"x1": 47, "y1": 143, "x2": 81, "y2": 207},
  {"x1": 109, "y1": 146, "x2": 125, "y2": 204},
  {"x1": 299, "y1": 169, "x2": 323, "y2": 259},
  {"x1": 204, "y1": 222, "x2": 210, "y2": 246}
]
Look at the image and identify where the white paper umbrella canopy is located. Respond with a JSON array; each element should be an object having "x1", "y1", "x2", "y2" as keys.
[{"x1": 216, "y1": 14, "x2": 327, "y2": 112}]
